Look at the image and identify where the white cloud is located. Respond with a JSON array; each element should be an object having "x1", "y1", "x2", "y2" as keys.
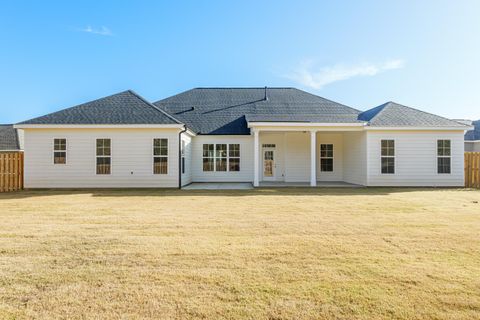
[
  {"x1": 286, "y1": 59, "x2": 405, "y2": 89},
  {"x1": 78, "y1": 25, "x2": 113, "y2": 36}
]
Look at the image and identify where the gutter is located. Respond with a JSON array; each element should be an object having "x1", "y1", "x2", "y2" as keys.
[{"x1": 178, "y1": 125, "x2": 187, "y2": 189}]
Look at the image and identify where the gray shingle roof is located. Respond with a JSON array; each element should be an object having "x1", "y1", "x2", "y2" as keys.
[
  {"x1": 18, "y1": 90, "x2": 181, "y2": 125},
  {"x1": 0, "y1": 125, "x2": 20, "y2": 150},
  {"x1": 154, "y1": 88, "x2": 361, "y2": 134},
  {"x1": 358, "y1": 101, "x2": 466, "y2": 127},
  {"x1": 465, "y1": 120, "x2": 480, "y2": 141}
]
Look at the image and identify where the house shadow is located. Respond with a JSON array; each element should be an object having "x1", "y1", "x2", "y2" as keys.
[{"x1": 0, "y1": 187, "x2": 476, "y2": 200}]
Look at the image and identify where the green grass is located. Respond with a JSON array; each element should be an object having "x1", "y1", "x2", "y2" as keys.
[{"x1": 0, "y1": 188, "x2": 479, "y2": 319}]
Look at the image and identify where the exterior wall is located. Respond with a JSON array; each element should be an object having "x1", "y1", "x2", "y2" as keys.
[
  {"x1": 465, "y1": 141, "x2": 480, "y2": 152},
  {"x1": 17, "y1": 129, "x2": 25, "y2": 150},
  {"x1": 366, "y1": 131, "x2": 465, "y2": 186},
  {"x1": 343, "y1": 132, "x2": 367, "y2": 185},
  {"x1": 23, "y1": 128, "x2": 180, "y2": 188},
  {"x1": 284, "y1": 132, "x2": 311, "y2": 182},
  {"x1": 316, "y1": 133, "x2": 343, "y2": 181},
  {"x1": 191, "y1": 135, "x2": 253, "y2": 182},
  {"x1": 181, "y1": 133, "x2": 193, "y2": 186}
]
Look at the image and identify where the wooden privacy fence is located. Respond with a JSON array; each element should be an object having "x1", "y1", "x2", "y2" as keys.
[
  {"x1": 465, "y1": 152, "x2": 480, "y2": 188},
  {"x1": 0, "y1": 152, "x2": 23, "y2": 192}
]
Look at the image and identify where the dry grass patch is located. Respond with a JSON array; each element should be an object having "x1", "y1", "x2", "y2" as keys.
[{"x1": 0, "y1": 188, "x2": 479, "y2": 319}]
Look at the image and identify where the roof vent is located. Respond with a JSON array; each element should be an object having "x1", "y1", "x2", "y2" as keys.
[{"x1": 264, "y1": 86, "x2": 268, "y2": 101}]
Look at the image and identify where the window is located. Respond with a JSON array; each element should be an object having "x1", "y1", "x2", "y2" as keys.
[
  {"x1": 262, "y1": 144, "x2": 276, "y2": 148},
  {"x1": 229, "y1": 144, "x2": 240, "y2": 172},
  {"x1": 181, "y1": 140, "x2": 186, "y2": 174},
  {"x1": 153, "y1": 139, "x2": 168, "y2": 174},
  {"x1": 96, "y1": 139, "x2": 111, "y2": 174},
  {"x1": 437, "y1": 140, "x2": 451, "y2": 174},
  {"x1": 203, "y1": 144, "x2": 214, "y2": 171},
  {"x1": 203, "y1": 144, "x2": 240, "y2": 172},
  {"x1": 320, "y1": 144, "x2": 333, "y2": 172},
  {"x1": 53, "y1": 138, "x2": 66, "y2": 164},
  {"x1": 216, "y1": 144, "x2": 227, "y2": 171},
  {"x1": 381, "y1": 140, "x2": 395, "y2": 174}
]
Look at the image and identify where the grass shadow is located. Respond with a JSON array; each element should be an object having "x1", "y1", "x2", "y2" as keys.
[{"x1": 0, "y1": 187, "x2": 477, "y2": 200}]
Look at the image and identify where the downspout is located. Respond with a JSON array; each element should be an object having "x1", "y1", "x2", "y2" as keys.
[{"x1": 178, "y1": 125, "x2": 187, "y2": 189}]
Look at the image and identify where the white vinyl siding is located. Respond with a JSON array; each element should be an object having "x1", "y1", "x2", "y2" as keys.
[
  {"x1": 181, "y1": 133, "x2": 192, "y2": 186},
  {"x1": 191, "y1": 135, "x2": 253, "y2": 182},
  {"x1": 317, "y1": 133, "x2": 344, "y2": 181},
  {"x1": 23, "y1": 128, "x2": 180, "y2": 188},
  {"x1": 284, "y1": 132, "x2": 310, "y2": 182},
  {"x1": 366, "y1": 131, "x2": 464, "y2": 186},
  {"x1": 465, "y1": 141, "x2": 480, "y2": 152},
  {"x1": 343, "y1": 132, "x2": 367, "y2": 185}
]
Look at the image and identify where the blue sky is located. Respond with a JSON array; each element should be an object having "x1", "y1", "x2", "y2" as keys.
[{"x1": 1, "y1": 0, "x2": 479, "y2": 123}]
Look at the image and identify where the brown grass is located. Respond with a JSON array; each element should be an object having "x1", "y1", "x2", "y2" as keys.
[{"x1": 0, "y1": 188, "x2": 479, "y2": 319}]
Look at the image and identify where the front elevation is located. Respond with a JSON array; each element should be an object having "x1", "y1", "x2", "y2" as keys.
[{"x1": 15, "y1": 88, "x2": 471, "y2": 188}]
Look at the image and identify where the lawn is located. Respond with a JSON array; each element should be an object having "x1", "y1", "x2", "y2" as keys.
[{"x1": 0, "y1": 188, "x2": 479, "y2": 320}]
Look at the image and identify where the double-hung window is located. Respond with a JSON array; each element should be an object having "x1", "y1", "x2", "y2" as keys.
[
  {"x1": 381, "y1": 140, "x2": 395, "y2": 174},
  {"x1": 437, "y1": 140, "x2": 451, "y2": 174},
  {"x1": 203, "y1": 144, "x2": 215, "y2": 171},
  {"x1": 53, "y1": 138, "x2": 66, "y2": 164},
  {"x1": 216, "y1": 144, "x2": 227, "y2": 171},
  {"x1": 229, "y1": 144, "x2": 240, "y2": 172},
  {"x1": 203, "y1": 144, "x2": 240, "y2": 172},
  {"x1": 96, "y1": 139, "x2": 111, "y2": 175},
  {"x1": 320, "y1": 144, "x2": 333, "y2": 172},
  {"x1": 153, "y1": 139, "x2": 168, "y2": 174}
]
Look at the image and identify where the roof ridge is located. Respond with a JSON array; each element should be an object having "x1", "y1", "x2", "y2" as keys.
[
  {"x1": 126, "y1": 90, "x2": 183, "y2": 125},
  {"x1": 193, "y1": 87, "x2": 295, "y2": 89}
]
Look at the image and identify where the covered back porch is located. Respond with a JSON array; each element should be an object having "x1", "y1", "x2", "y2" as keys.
[{"x1": 250, "y1": 123, "x2": 367, "y2": 187}]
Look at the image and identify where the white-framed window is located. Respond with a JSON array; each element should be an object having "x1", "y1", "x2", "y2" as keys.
[
  {"x1": 216, "y1": 144, "x2": 227, "y2": 171},
  {"x1": 203, "y1": 144, "x2": 215, "y2": 171},
  {"x1": 153, "y1": 138, "x2": 168, "y2": 174},
  {"x1": 381, "y1": 140, "x2": 395, "y2": 174},
  {"x1": 437, "y1": 140, "x2": 451, "y2": 174},
  {"x1": 320, "y1": 144, "x2": 333, "y2": 172},
  {"x1": 53, "y1": 138, "x2": 66, "y2": 164},
  {"x1": 229, "y1": 144, "x2": 240, "y2": 172},
  {"x1": 203, "y1": 144, "x2": 240, "y2": 172},
  {"x1": 181, "y1": 140, "x2": 186, "y2": 174},
  {"x1": 96, "y1": 138, "x2": 111, "y2": 175}
]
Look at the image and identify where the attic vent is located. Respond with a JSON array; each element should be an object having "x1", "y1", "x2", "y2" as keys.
[{"x1": 191, "y1": 106, "x2": 196, "y2": 111}]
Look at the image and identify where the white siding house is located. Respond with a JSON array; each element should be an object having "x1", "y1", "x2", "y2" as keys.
[
  {"x1": 365, "y1": 130, "x2": 465, "y2": 186},
  {"x1": 14, "y1": 88, "x2": 473, "y2": 188},
  {"x1": 22, "y1": 128, "x2": 182, "y2": 188}
]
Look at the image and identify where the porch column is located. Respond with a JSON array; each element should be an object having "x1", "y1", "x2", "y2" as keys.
[
  {"x1": 253, "y1": 130, "x2": 259, "y2": 187},
  {"x1": 310, "y1": 130, "x2": 317, "y2": 187}
]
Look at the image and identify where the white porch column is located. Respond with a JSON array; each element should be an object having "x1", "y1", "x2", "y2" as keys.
[
  {"x1": 253, "y1": 130, "x2": 259, "y2": 187},
  {"x1": 310, "y1": 130, "x2": 317, "y2": 187}
]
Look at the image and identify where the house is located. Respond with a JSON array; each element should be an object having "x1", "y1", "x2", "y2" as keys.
[
  {"x1": 0, "y1": 124, "x2": 23, "y2": 152},
  {"x1": 14, "y1": 88, "x2": 471, "y2": 188},
  {"x1": 464, "y1": 120, "x2": 480, "y2": 152}
]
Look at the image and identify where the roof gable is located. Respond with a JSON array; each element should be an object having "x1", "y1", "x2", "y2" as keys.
[
  {"x1": 154, "y1": 88, "x2": 361, "y2": 134},
  {"x1": 19, "y1": 90, "x2": 181, "y2": 125},
  {"x1": 359, "y1": 102, "x2": 466, "y2": 127},
  {"x1": 465, "y1": 120, "x2": 480, "y2": 140},
  {"x1": 0, "y1": 125, "x2": 20, "y2": 150}
]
